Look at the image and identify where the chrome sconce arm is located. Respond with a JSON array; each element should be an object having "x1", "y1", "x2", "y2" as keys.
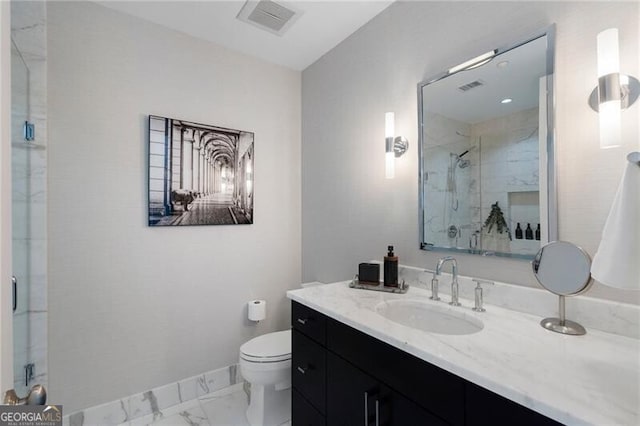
[
  {"x1": 384, "y1": 112, "x2": 409, "y2": 179},
  {"x1": 588, "y1": 73, "x2": 639, "y2": 112}
]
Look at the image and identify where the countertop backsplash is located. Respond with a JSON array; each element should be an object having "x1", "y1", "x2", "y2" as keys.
[{"x1": 365, "y1": 262, "x2": 640, "y2": 339}]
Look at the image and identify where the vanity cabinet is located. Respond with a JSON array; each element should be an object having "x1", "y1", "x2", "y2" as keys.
[
  {"x1": 327, "y1": 351, "x2": 445, "y2": 426},
  {"x1": 291, "y1": 301, "x2": 560, "y2": 426}
]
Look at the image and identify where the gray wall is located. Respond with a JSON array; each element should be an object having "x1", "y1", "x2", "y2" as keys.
[
  {"x1": 302, "y1": 1, "x2": 639, "y2": 304},
  {"x1": 48, "y1": 2, "x2": 300, "y2": 412}
]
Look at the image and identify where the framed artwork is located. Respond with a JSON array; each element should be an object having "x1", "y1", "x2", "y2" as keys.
[{"x1": 148, "y1": 115, "x2": 254, "y2": 226}]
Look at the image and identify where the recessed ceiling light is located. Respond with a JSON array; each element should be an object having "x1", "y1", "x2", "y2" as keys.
[
  {"x1": 497, "y1": 60, "x2": 510, "y2": 68},
  {"x1": 501, "y1": 98, "x2": 513, "y2": 104}
]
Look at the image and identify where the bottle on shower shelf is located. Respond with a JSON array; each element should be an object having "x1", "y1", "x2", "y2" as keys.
[
  {"x1": 525, "y1": 223, "x2": 534, "y2": 240},
  {"x1": 515, "y1": 223, "x2": 523, "y2": 240}
]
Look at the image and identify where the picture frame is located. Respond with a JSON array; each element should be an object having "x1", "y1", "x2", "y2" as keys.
[{"x1": 148, "y1": 115, "x2": 254, "y2": 226}]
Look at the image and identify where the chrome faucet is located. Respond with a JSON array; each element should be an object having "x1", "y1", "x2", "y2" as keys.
[{"x1": 435, "y1": 256, "x2": 460, "y2": 306}]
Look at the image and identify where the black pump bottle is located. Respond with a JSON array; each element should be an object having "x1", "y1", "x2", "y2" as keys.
[{"x1": 384, "y1": 246, "x2": 398, "y2": 287}]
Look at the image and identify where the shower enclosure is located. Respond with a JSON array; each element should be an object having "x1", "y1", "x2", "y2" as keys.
[{"x1": 10, "y1": 0, "x2": 48, "y2": 397}]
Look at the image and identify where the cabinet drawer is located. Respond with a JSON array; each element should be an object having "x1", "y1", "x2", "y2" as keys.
[
  {"x1": 327, "y1": 317, "x2": 464, "y2": 425},
  {"x1": 292, "y1": 301, "x2": 326, "y2": 345},
  {"x1": 292, "y1": 329, "x2": 326, "y2": 413},
  {"x1": 292, "y1": 389, "x2": 325, "y2": 426}
]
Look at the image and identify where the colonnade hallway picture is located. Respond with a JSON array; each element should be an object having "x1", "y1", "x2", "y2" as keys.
[{"x1": 148, "y1": 115, "x2": 254, "y2": 226}]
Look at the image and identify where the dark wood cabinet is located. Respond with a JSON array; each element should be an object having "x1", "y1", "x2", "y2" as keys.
[
  {"x1": 465, "y1": 382, "x2": 560, "y2": 426},
  {"x1": 292, "y1": 301, "x2": 326, "y2": 345},
  {"x1": 326, "y1": 351, "x2": 379, "y2": 426},
  {"x1": 292, "y1": 389, "x2": 325, "y2": 426},
  {"x1": 292, "y1": 330, "x2": 326, "y2": 414},
  {"x1": 327, "y1": 316, "x2": 464, "y2": 425},
  {"x1": 291, "y1": 301, "x2": 560, "y2": 426},
  {"x1": 327, "y1": 352, "x2": 445, "y2": 426}
]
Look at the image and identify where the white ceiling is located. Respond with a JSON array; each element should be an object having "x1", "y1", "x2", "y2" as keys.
[
  {"x1": 422, "y1": 36, "x2": 548, "y2": 124},
  {"x1": 97, "y1": 0, "x2": 394, "y2": 71}
]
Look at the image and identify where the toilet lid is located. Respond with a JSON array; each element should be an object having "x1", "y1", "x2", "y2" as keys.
[{"x1": 240, "y1": 329, "x2": 291, "y2": 363}]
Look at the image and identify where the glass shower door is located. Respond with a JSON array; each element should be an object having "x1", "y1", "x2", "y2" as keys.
[
  {"x1": 11, "y1": 37, "x2": 46, "y2": 397},
  {"x1": 11, "y1": 38, "x2": 30, "y2": 397}
]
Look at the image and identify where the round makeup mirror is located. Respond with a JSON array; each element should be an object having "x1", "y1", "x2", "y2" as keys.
[{"x1": 532, "y1": 241, "x2": 592, "y2": 335}]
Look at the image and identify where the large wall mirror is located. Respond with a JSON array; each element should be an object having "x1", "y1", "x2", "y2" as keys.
[{"x1": 418, "y1": 26, "x2": 557, "y2": 260}]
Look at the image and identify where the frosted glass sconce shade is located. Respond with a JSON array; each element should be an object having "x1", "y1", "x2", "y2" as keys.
[
  {"x1": 384, "y1": 112, "x2": 409, "y2": 179},
  {"x1": 589, "y1": 28, "x2": 639, "y2": 149}
]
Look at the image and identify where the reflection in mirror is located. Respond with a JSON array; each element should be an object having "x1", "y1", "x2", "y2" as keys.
[
  {"x1": 532, "y1": 241, "x2": 592, "y2": 296},
  {"x1": 419, "y1": 27, "x2": 556, "y2": 259}
]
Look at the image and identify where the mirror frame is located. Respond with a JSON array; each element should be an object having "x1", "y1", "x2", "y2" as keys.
[{"x1": 418, "y1": 25, "x2": 557, "y2": 259}]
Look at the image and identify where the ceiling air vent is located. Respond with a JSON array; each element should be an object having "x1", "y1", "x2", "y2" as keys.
[
  {"x1": 457, "y1": 80, "x2": 485, "y2": 92},
  {"x1": 237, "y1": 0, "x2": 302, "y2": 36}
]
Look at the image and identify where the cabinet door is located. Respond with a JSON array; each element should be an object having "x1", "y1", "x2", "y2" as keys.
[
  {"x1": 292, "y1": 389, "x2": 325, "y2": 426},
  {"x1": 327, "y1": 352, "x2": 381, "y2": 426},
  {"x1": 292, "y1": 329, "x2": 326, "y2": 413},
  {"x1": 328, "y1": 353, "x2": 447, "y2": 426},
  {"x1": 465, "y1": 382, "x2": 561, "y2": 426},
  {"x1": 327, "y1": 317, "x2": 464, "y2": 425},
  {"x1": 388, "y1": 386, "x2": 448, "y2": 426}
]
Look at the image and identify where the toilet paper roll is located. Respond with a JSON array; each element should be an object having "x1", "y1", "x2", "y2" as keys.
[{"x1": 248, "y1": 300, "x2": 266, "y2": 321}]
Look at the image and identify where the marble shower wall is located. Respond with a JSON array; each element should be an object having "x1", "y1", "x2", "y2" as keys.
[
  {"x1": 10, "y1": 0, "x2": 48, "y2": 395},
  {"x1": 423, "y1": 108, "x2": 539, "y2": 255},
  {"x1": 422, "y1": 112, "x2": 475, "y2": 248},
  {"x1": 471, "y1": 107, "x2": 540, "y2": 255}
]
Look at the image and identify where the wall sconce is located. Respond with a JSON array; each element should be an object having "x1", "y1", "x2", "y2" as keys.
[
  {"x1": 588, "y1": 28, "x2": 639, "y2": 149},
  {"x1": 384, "y1": 112, "x2": 409, "y2": 179}
]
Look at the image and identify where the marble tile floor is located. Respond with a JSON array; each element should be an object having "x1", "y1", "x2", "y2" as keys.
[{"x1": 118, "y1": 383, "x2": 291, "y2": 426}]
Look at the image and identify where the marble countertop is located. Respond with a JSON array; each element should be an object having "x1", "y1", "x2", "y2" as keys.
[{"x1": 287, "y1": 282, "x2": 639, "y2": 426}]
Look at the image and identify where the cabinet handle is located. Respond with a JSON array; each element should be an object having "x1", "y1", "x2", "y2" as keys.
[
  {"x1": 297, "y1": 318, "x2": 307, "y2": 325},
  {"x1": 375, "y1": 399, "x2": 380, "y2": 426},
  {"x1": 363, "y1": 392, "x2": 368, "y2": 426},
  {"x1": 296, "y1": 366, "x2": 306, "y2": 374}
]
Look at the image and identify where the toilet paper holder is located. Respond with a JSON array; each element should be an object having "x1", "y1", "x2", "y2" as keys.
[{"x1": 248, "y1": 299, "x2": 267, "y2": 322}]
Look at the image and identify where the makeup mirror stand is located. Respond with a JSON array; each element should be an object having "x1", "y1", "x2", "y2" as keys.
[
  {"x1": 532, "y1": 241, "x2": 592, "y2": 336},
  {"x1": 540, "y1": 295, "x2": 586, "y2": 336}
]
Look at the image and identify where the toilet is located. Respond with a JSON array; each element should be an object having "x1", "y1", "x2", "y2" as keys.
[
  {"x1": 239, "y1": 329, "x2": 291, "y2": 426},
  {"x1": 240, "y1": 283, "x2": 323, "y2": 425}
]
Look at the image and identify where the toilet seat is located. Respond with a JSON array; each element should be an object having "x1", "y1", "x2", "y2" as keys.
[{"x1": 240, "y1": 329, "x2": 291, "y2": 363}]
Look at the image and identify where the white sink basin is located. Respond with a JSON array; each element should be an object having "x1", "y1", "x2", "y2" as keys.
[{"x1": 375, "y1": 299, "x2": 484, "y2": 335}]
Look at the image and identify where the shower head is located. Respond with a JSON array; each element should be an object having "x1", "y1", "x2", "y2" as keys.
[
  {"x1": 451, "y1": 151, "x2": 471, "y2": 168},
  {"x1": 458, "y1": 159, "x2": 471, "y2": 168}
]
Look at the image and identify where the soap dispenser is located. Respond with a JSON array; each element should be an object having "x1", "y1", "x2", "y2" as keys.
[{"x1": 384, "y1": 245, "x2": 398, "y2": 287}]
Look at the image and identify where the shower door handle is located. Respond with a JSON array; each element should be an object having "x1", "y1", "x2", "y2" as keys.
[{"x1": 12, "y1": 276, "x2": 17, "y2": 312}]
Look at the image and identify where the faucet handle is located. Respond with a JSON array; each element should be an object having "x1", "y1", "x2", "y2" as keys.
[
  {"x1": 425, "y1": 269, "x2": 440, "y2": 301},
  {"x1": 472, "y1": 278, "x2": 495, "y2": 286},
  {"x1": 471, "y1": 278, "x2": 494, "y2": 312}
]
